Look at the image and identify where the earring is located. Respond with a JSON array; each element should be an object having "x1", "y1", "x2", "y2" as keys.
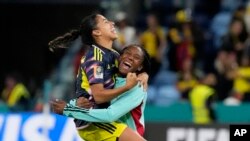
[{"x1": 138, "y1": 66, "x2": 143, "y2": 71}]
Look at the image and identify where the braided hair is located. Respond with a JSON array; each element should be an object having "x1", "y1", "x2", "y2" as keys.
[{"x1": 48, "y1": 13, "x2": 98, "y2": 51}]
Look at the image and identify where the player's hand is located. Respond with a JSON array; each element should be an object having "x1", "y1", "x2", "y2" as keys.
[
  {"x1": 137, "y1": 72, "x2": 149, "y2": 91},
  {"x1": 77, "y1": 97, "x2": 93, "y2": 109},
  {"x1": 125, "y1": 72, "x2": 138, "y2": 89},
  {"x1": 50, "y1": 99, "x2": 66, "y2": 115}
]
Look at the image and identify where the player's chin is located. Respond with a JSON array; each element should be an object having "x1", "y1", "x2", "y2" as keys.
[
  {"x1": 111, "y1": 34, "x2": 118, "y2": 40},
  {"x1": 118, "y1": 68, "x2": 130, "y2": 76}
]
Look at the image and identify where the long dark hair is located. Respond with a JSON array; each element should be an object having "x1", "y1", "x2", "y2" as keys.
[
  {"x1": 121, "y1": 44, "x2": 151, "y2": 75},
  {"x1": 48, "y1": 13, "x2": 98, "y2": 51}
]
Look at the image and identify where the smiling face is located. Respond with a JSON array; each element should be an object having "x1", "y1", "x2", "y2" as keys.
[
  {"x1": 93, "y1": 14, "x2": 118, "y2": 41},
  {"x1": 118, "y1": 46, "x2": 144, "y2": 76}
]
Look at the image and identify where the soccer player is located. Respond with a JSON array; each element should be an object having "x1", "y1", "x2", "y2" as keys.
[
  {"x1": 49, "y1": 13, "x2": 148, "y2": 141},
  {"x1": 52, "y1": 44, "x2": 150, "y2": 137}
]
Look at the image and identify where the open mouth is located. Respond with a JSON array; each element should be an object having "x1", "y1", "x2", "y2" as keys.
[
  {"x1": 121, "y1": 61, "x2": 132, "y2": 70},
  {"x1": 111, "y1": 27, "x2": 116, "y2": 34}
]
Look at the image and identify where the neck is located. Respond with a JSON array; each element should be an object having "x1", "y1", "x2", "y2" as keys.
[
  {"x1": 95, "y1": 38, "x2": 113, "y2": 49},
  {"x1": 149, "y1": 25, "x2": 157, "y2": 31},
  {"x1": 117, "y1": 72, "x2": 139, "y2": 78},
  {"x1": 117, "y1": 73, "x2": 126, "y2": 78}
]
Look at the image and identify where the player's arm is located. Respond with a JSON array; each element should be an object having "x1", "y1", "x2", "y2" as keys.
[
  {"x1": 63, "y1": 84, "x2": 145, "y2": 122},
  {"x1": 89, "y1": 71, "x2": 138, "y2": 104},
  {"x1": 84, "y1": 52, "x2": 138, "y2": 103},
  {"x1": 137, "y1": 72, "x2": 149, "y2": 91},
  {"x1": 67, "y1": 98, "x2": 93, "y2": 109}
]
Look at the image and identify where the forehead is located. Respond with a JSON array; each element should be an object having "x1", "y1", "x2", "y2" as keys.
[
  {"x1": 123, "y1": 46, "x2": 144, "y2": 56},
  {"x1": 96, "y1": 14, "x2": 107, "y2": 22}
]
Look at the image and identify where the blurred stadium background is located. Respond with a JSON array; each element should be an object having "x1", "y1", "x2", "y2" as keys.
[{"x1": 1, "y1": 0, "x2": 250, "y2": 140}]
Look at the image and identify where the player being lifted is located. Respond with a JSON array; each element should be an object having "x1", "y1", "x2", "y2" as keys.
[{"x1": 49, "y1": 13, "x2": 148, "y2": 141}]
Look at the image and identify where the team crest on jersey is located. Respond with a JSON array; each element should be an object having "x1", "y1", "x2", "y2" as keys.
[{"x1": 94, "y1": 66, "x2": 103, "y2": 79}]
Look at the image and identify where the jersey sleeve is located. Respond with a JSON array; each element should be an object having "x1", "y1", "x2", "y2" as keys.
[
  {"x1": 68, "y1": 99, "x2": 77, "y2": 106},
  {"x1": 63, "y1": 85, "x2": 146, "y2": 122},
  {"x1": 83, "y1": 59, "x2": 105, "y2": 85}
]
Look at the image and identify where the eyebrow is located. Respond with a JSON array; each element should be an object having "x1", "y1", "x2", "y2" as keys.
[
  {"x1": 134, "y1": 54, "x2": 142, "y2": 58},
  {"x1": 125, "y1": 50, "x2": 142, "y2": 57}
]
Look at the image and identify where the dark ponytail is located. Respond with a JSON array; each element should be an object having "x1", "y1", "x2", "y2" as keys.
[
  {"x1": 48, "y1": 29, "x2": 80, "y2": 52},
  {"x1": 48, "y1": 13, "x2": 98, "y2": 52}
]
